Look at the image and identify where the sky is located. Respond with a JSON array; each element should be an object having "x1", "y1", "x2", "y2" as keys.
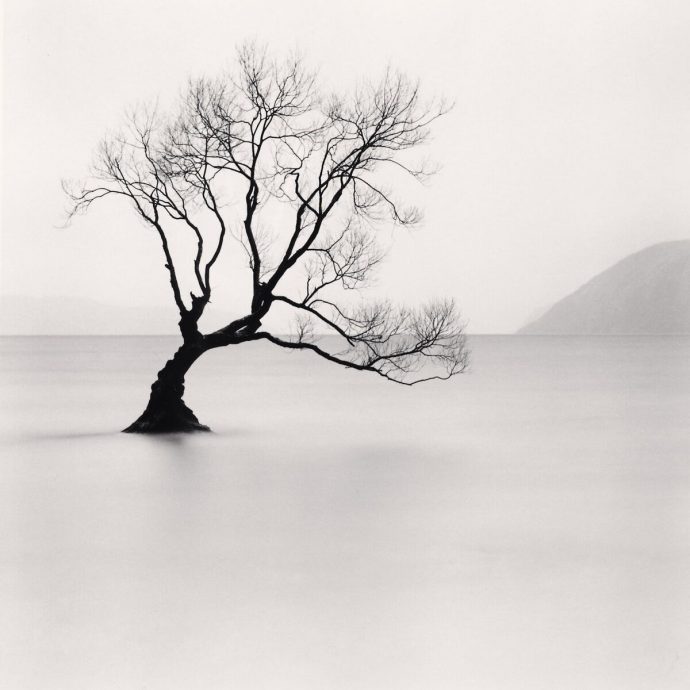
[{"x1": 3, "y1": 0, "x2": 690, "y2": 333}]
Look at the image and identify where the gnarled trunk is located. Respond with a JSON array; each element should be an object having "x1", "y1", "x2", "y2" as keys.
[{"x1": 123, "y1": 342, "x2": 209, "y2": 433}]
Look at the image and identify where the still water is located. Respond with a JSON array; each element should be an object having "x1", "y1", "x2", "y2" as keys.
[{"x1": 1, "y1": 336, "x2": 688, "y2": 689}]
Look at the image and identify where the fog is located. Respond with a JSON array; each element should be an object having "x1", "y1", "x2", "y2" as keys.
[{"x1": 4, "y1": 0, "x2": 690, "y2": 333}]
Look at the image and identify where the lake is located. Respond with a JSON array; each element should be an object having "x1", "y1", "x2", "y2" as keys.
[{"x1": 1, "y1": 335, "x2": 688, "y2": 689}]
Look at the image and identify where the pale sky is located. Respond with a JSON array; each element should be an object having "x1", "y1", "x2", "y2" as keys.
[{"x1": 3, "y1": 0, "x2": 690, "y2": 333}]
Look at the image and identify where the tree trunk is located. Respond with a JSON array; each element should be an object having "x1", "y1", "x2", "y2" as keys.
[{"x1": 123, "y1": 342, "x2": 210, "y2": 433}]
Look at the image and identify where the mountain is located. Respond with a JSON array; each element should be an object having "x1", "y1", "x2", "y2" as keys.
[
  {"x1": 519, "y1": 240, "x2": 690, "y2": 335},
  {"x1": 0, "y1": 295, "x2": 179, "y2": 335}
]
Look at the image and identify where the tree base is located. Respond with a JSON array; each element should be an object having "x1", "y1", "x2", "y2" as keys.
[{"x1": 122, "y1": 402, "x2": 211, "y2": 434}]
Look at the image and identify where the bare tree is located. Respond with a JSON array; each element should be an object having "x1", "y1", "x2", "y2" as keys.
[{"x1": 65, "y1": 46, "x2": 469, "y2": 433}]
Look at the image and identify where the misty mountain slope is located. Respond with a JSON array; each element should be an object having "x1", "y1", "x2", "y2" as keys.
[
  {"x1": 519, "y1": 240, "x2": 690, "y2": 334},
  {"x1": 0, "y1": 295, "x2": 179, "y2": 335}
]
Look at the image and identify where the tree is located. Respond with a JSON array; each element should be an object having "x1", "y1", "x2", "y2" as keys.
[{"x1": 65, "y1": 46, "x2": 469, "y2": 433}]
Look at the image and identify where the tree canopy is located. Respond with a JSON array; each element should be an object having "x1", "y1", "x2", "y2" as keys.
[{"x1": 66, "y1": 46, "x2": 468, "y2": 431}]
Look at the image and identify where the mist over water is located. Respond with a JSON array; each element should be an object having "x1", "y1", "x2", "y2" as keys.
[{"x1": 1, "y1": 336, "x2": 689, "y2": 689}]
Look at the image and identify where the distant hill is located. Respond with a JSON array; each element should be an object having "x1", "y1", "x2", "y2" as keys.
[
  {"x1": 519, "y1": 240, "x2": 690, "y2": 335},
  {"x1": 0, "y1": 295, "x2": 179, "y2": 335}
]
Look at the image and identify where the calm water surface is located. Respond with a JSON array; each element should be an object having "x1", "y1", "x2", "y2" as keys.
[{"x1": 1, "y1": 336, "x2": 688, "y2": 689}]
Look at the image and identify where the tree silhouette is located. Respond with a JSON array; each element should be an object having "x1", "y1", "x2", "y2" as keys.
[{"x1": 66, "y1": 46, "x2": 469, "y2": 433}]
